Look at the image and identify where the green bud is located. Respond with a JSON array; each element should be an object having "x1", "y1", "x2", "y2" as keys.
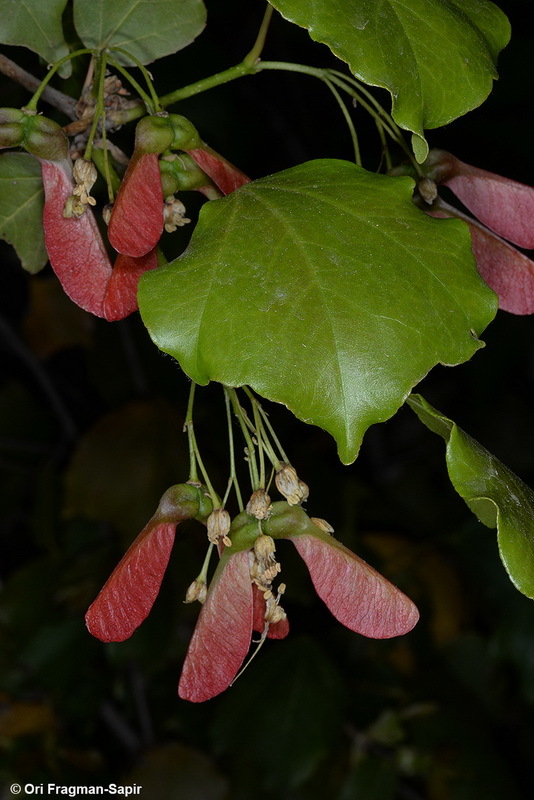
[
  {"x1": 168, "y1": 114, "x2": 202, "y2": 151},
  {"x1": 22, "y1": 114, "x2": 69, "y2": 161},
  {"x1": 134, "y1": 114, "x2": 175, "y2": 154},
  {"x1": 159, "y1": 153, "x2": 209, "y2": 194},
  {"x1": 0, "y1": 108, "x2": 26, "y2": 149}
]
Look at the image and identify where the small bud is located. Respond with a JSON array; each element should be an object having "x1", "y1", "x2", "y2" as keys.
[
  {"x1": 275, "y1": 463, "x2": 298, "y2": 498},
  {"x1": 294, "y1": 479, "x2": 310, "y2": 505},
  {"x1": 184, "y1": 579, "x2": 207, "y2": 604},
  {"x1": 275, "y1": 464, "x2": 309, "y2": 505},
  {"x1": 73, "y1": 157, "x2": 97, "y2": 188},
  {"x1": 310, "y1": 517, "x2": 335, "y2": 535},
  {"x1": 102, "y1": 203, "x2": 113, "y2": 225},
  {"x1": 207, "y1": 507, "x2": 231, "y2": 544},
  {"x1": 246, "y1": 489, "x2": 272, "y2": 519},
  {"x1": 418, "y1": 177, "x2": 438, "y2": 205}
]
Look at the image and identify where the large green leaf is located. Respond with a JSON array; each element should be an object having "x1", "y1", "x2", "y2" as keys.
[
  {"x1": 73, "y1": 0, "x2": 207, "y2": 65},
  {"x1": 0, "y1": 152, "x2": 47, "y2": 275},
  {"x1": 407, "y1": 393, "x2": 534, "y2": 599},
  {"x1": 268, "y1": 0, "x2": 510, "y2": 161},
  {"x1": 139, "y1": 159, "x2": 497, "y2": 463},
  {"x1": 0, "y1": 0, "x2": 69, "y2": 71}
]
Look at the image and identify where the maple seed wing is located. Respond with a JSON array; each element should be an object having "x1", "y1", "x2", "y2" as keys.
[
  {"x1": 468, "y1": 225, "x2": 534, "y2": 315},
  {"x1": 291, "y1": 534, "x2": 419, "y2": 638},
  {"x1": 103, "y1": 248, "x2": 159, "y2": 321},
  {"x1": 179, "y1": 551, "x2": 254, "y2": 702},
  {"x1": 40, "y1": 158, "x2": 113, "y2": 317},
  {"x1": 445, "y1": 169, "x2": 534, "y2": 250},
  {"x1": 85, "y1": 522, "x2": 177, "y2": 642},
  {"x1": 108, "y1": 152, "x2": 164, "y2": 257},
  {"x1": 187, "y1": 147, "x2": 250, "y2": 195}
]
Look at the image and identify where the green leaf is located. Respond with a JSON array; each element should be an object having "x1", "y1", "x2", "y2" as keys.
[
  {"x1": 139, "y1": 159, "x2": 497, "y2": 464},
  {"x1": 268, "y1": 0, "x2": 510, "y2": 161},
  {"x1": 0, "y1": 152, "x2": 47, "y2": 275},
  {"x1": 73, "y1": 0, "x2": 207, "y2": 65},
  {"x1": 0, "y1": 0, "x2": 70, "y2": 72},
  {"x1": 407, "y1": 393, "x2": 534, "y2": 599}
]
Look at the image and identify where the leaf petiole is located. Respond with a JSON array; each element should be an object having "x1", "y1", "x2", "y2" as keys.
[
  {"x1": 24, "y1": 49, "x2": 94, "y2": 111},
  {"x1": 107, "y1": 49, "x2": 162, "y2": 114}
]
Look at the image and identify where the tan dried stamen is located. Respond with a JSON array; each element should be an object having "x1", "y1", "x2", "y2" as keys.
[
  {"x1": 63, "y1": 158, "x2": 98, "y2": 218},
  {"x1": 163, "y1": 195, "x2": 191, "y2": 233},
  {"x1": 246, "y1": 489, "x2": 272, "y2": 520},
  {"x1": 310, "y1": 517, "x2": 335, "y2": 535},
  {"x1": 184, "y1": 578, "x2": 207, "y2": 604},
  {"x1": 206, "y1": 507, "x2": 232, "y2": 547},
  {"x1": 275, "y1": 463, "x2": 309, "y2": 505}
]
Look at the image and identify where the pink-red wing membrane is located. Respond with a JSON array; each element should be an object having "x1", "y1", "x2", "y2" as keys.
[
  {"x1": 179, "y1": 551, "x2": 254, "y2": 703},
  {"x1": 290, "y1": 533, "x2": 419, "y2": 639}
]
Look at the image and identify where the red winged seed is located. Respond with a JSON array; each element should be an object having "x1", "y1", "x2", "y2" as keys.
[
  {"x1": 187, "y1": 147, "x2": 250, "y2": 195},
  {"x1": 40, "y1": 158, "x2": 113, "y2": 316},
  {"x1": 108, "y1": 152, "x2": 164, "y2": 257},
  {"x1": 40, "y1": 158, "x2": 159, "y2": 320},
  {"x1": 85, "y1": 521, "x2": 177, "y2": 642},
  {"x1": 425, "y1": 150, "x2": 534, "y2": 249},
  {"x1": 178, "y1": 551, "x2": 254, "y2": 702},
  {"x1": 428, "y1": 203, "x2": 534, "y2": 315},
  {"x1": 468, "y1": 224, "x2": 534, "y2": 315},
  {"x1": 445, "y1": 167, "x2": 534, "y2": 250},
  {"x1": 290, "y1": 534, "x2": 419, "y2": 638},
  {"x1": 102, "y1": 247, "x2": 158, "y2": 321}
]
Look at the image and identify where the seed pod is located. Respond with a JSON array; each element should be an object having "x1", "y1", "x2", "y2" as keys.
[
  {"x1": 159, "y1": 153, "x2": 212, "y2": 195},
  {"x1": 23, "y1": 114, "x2": 69, "y2": 161},
  {"x1": 0, "y1": 108, "x2": 25, "y2": 149},
  {"x1": 134, "y1": 114, "x2": 175, "y2": 154},
  {"x1": 168, "y1": 114, "x2": 202, "y2": 151}
]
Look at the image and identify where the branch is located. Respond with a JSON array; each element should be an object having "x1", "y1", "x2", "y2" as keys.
[{"x1": 0, "y1": 52, "x2": 77, "y2": 119}]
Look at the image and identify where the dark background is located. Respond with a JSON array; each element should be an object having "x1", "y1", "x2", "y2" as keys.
[{"x1": 1, "y1": 1, "x2": 534, "y2": 797}]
